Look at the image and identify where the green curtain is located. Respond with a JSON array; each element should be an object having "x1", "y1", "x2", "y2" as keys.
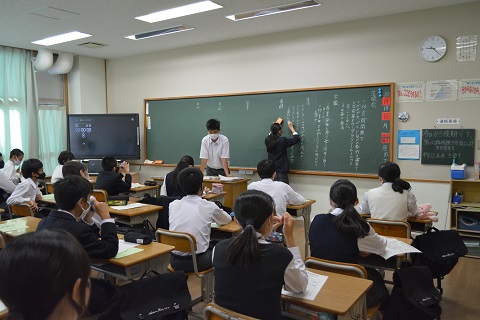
[
  {"x1": 37, "y1": 104, "x2": 67, "y2": 175},
  {"x1": 0, "y1": 46, "x2": 38, "y2": 159}
]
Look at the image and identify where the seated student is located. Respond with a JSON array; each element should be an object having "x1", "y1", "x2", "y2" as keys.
[
  {"x1": 63, "y1": 161, "x2": 90, "y2": 179},
  {"x1": 160, "y1": 155, "x2": 194, "y2": 198},
  {"x1": 360, "y1": 161, "x2": 418, "y2": 221},
  {"x1": 51, "y1": 151, "x2": 74, "y2": 183},
  {"x1": 94, "y1": 156, "x2": 132, "y2": 197},
  {"x1": 0, "y1": 171, "x2": 16, "y2": 219},
  {"x1": 6, "y1": 158, "x2": 44, "y2": 213},
  {"x1": 37, "y1": 175, "x2": 118, "y2": 259},
  {"x1": 1, "y1": 148, "x2": 24, "y2": 184},
  {"x1": 213, "y1": 190, "x2": 308, "y2": 319},
  {"x1": 0, "y1": 152, "x2": 4, "y2": 169},
  {"x1": 168, "y1": 167, "x2": 231, "y2": 272},
  {"x1": 247, "y1": 159, "x2": 305, "y2": 217},
  {"x1": 309, "y1": 179, "x2": 389, "y2": 308},
  {"x1": 0, "y1": 230, "x2": 91, "y2": 320}
]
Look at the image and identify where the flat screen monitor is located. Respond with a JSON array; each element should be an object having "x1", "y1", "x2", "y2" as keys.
[
  {"x1": 68, "y1": 113, "x2": 140, "y2": 160},
  {"x1": 87, "y1": 159, "x2": 103, "y2": 175}
]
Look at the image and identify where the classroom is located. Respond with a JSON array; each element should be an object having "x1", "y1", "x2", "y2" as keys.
[{"x1": 1, "y1": 0, "x2": 480, "y2": 319}]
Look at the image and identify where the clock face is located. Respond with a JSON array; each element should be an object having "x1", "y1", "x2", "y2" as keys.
[{"x1": 420, "y1": 36, "x2": 447, "y2": 62}]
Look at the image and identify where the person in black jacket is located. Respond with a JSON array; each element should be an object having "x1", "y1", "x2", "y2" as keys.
[
  {"x1": 94, "y1": 156, "x2": 132, "y2": 197},
  {"x1": 265, "y1": 121, "x2": 300, "y2": 184},
  {"x1": 160, "y1": 155, "x2": 194, "y2": 198}
]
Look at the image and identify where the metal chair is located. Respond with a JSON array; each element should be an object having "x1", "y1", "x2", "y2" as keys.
[
  {"x1": 304, "y1": 256, "x2": 381, "y2": 320},
  {"x1": 203, "y1": 302, "x2": 259, "y2": 320},
  {"x1": 45, "y1": 182, "x2": 54, "y2": 194},
  {"x1": 8, "y1": 205, "x2": 35, "y2": 219},
  {"x1": 92, "y1": 189, "x2": 108, "y2": 202},
  {"x1": 366, "y1": 218, "x2": 412, "y2": 239},
  {"x1": 155, "y1": 229, "x2": 215, "y2": 306}
]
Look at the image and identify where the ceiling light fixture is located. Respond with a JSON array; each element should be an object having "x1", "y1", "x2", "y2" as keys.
[
  {"x1": 126, "y1": 25, "x2": 194, "y2": 40},
  {"x1": 226, "y1": 0, "x2": 320, "y2": 21},
  {"x1": 136, "y1": 0, "x2": 222, "y2": 23},
  {"x1": 32, "y1": 31, "x2": 92, "y2": 46}
]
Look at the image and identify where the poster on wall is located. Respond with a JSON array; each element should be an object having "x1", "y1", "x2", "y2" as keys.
[
  {"x1": 396, "y1": 82, "x2": 425, "y2": 102},
  {"x1": 456, "y1": 35, "x2": 477, "y2": 62},
  {"x1": 426, "y1": 80, "x2": 459, "y2": 101},
  {"x1": 459, "y1": 79, "x2": 480, "y2": 100},
  {"x1": 397, "y1": 130, "x2": 420, "y2": 160}
]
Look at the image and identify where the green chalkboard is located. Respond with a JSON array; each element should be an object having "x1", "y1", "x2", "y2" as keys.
[
  {"x1": 421, "y1": 129, "x2": 475, "y2": 165},
  {"x1": 145, "y1": 83, "x2": 394, "y2": 175}
]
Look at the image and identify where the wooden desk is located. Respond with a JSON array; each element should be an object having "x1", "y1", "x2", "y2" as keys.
[
  {"x1": 360, "y1": 213, "x2": 433, "y2": 233},
  {"x1": 213, "y1": 220, "x2": 241, "y2": 234},
  {"x1": 129, "y1": 184, "x2": 159, "y2": 197},
  {"x1": 203, "y1": 192, "x2": 226, "y2": 204},
  {"x1": 287, "y1": 199, "x2": 316, "y2": 257},
  {"x1": 109, "y1": 203, "x2": 162, "y2": 226},
  {"x1": 202, "y1": 178, "x2": 249, "y2": 209},
  {"x1": 282, "y1": 268, "x2": 372, "y2": 319},
  {"x1": 0, "y1": 217, "x2": 41, "y2": 239},
  {"x1": 92, "y1": 236, "x2": 174, "y2": 281}
]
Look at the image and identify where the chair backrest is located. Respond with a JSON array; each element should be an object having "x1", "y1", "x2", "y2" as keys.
[
  {"x1": 203, "y1": 302, "x2": 259, "y2": 320},
  {"x1": 8, "y1": 205, "x2": 34, "y2": 218},
  {"x1": 367, "y1": 218, "x2": 412, "y2": 238},
  {"x1": 45, "y1": 182, "x2": 54, "y2": 194},
  {"x1": 0, "y1": 231, "x2": 7, "y2": 249},
  {"x1": 304, "y1": 256, "x2": 367, "y2": 279},
  {"x1": 92, "y1": 189, "x2": 108, "y2": 202}
]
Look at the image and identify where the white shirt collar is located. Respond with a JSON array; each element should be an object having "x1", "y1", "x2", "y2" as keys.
[
  {"x1": 331, "y1": 207, "x2": 344, "y2": 216},
  {"x1": 26, "y1": 178, "x2": 38, "y2": 188},
  {"x1": 58, "y1": 209, "x2": 79, "y2": 221},
  {"x1": 382, "y1": 182, "x2": 393, "y2": 186}
]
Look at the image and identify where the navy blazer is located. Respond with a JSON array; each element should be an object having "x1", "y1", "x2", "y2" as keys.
[
  {"x1": 265, "y1": 134, "x2": 301, "y2": 173},
  {"x1": 94, "y1": 171, "x2": 132, "y2": 197},
  {"x1": 37, "y1": 210, "x2": 119, "y2": 259}
]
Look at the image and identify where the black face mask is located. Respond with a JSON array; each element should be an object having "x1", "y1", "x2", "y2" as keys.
[
  {"x1": 37, "y1": 172, "x2": 46, "y2": 179},
  {"x1": 0, "y1": 160, "x2": 4, "y2": 169}
]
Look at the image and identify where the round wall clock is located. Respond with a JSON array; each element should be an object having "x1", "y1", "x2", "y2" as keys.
[{"x1": 419, "y1": 36, "x2": 447, "y2": 62}]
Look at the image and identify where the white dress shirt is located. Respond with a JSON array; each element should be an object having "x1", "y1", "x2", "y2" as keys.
[
  {"x1": 1, "y1": 160, "x2": 21, "y2": 184},
  {"x1": 199, "y1": 134, "x2": 230, "y2": 169},
  {"x1": 247, "y1": 178, "x2": 305, "y2": 216},
  {"x1": 331, "y1": 207, "x2": 387, "y2": 254},
  {"x1": 6, "y1": 178, "x2": 41, "y2": 206},
  {"x1": 51, "y1": 164, "x2": 64, "y2": 183},
  {"x1": 169, "y1": 195, "x2": 232, "y2": 255},
  {"x1": 0, "y1": 172, "x2": 16, "y2": 194}
]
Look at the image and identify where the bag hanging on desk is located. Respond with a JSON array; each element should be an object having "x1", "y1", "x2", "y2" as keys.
[{"x1": 123, "y1": 219, "x2": 156, "y2": 241}]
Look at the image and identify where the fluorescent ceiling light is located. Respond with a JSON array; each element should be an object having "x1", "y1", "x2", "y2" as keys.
[
  {"x1": 32, "y1": 31, "x2": 92, "y2": 46},
  {"x1": 126, "y1": 25, "x2": 194, "y2": 40},
  {"x1": 136, "y1": 1, "x2": 222, "y2": 23},
  {"x1": 226, "y1": 0, "x2": 320, "y2": 21}
]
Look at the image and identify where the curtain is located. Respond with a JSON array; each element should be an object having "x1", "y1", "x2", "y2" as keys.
[
  {"x1": 37, "y1": 104, "x2": 67, "y2": 175},
  {"x1": 0, "y1": 46, "x2": 38, "y2": 159}
]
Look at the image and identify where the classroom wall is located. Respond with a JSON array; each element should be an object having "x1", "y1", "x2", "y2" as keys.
[{"x1": 104, "y1": 2, "x2": 480, "y2": 229}]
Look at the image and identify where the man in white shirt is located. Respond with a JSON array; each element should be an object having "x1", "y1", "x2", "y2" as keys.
[
  {"x1": 1, "y1": 149, "x2": 24, "y2": 185},
  {"x1": 0, "y1": 172, "x2": 16, "y2": 218},
  {"x1": 248, "y1": 160, "x2": 306, "y2": 217},
  {"x1": 7, "y1": 158, "x2": 44, "y2": 215},
  {"x1": 199, "y1": 119, "x2": 231, "y2": 177}
]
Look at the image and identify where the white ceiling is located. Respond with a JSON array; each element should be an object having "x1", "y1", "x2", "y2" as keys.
[{"x1": 0, "y1": 0, "x2": 476, "y2": 59}]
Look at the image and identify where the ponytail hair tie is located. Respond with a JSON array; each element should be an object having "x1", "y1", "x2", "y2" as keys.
[{"x1": 245, "y1": 219, "x2": 255, "y2": 226}]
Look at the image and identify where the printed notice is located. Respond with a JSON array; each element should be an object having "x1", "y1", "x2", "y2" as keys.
[
  {"x1": 426, "y1": 80, "x2": 459, "y2": 101},
  {"x1": 459, "y1": 79, "x2": 480, "y2": 100},
  {"x1": 398, "y1": 130, "x2": 420, "y2": 160},
  {"x1": 379, "y1": 238, "x2": 421, "y2": 260},
  {"x1": 456, "y1": 35, "x2": 477, "y2": 62},
  {"x1": 281, "y1": 271, "x2": 328, "y2": 300},
  {"x1": 396, "y1": 82, "x2": 425, "y2": 102}
]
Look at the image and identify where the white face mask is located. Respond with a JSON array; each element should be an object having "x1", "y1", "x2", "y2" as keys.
[
  {"x1": 78, "y1": 200, "x2": 91, "y2": 220},
  {"x1": 13, "y1": 158, "x2": 21, "y2": 166},
  {"x1": 209, "y1": 133, "x2": 219, "y2": 141}
]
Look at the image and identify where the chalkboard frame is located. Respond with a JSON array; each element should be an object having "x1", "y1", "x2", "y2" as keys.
[{"x1": 144, "y1": 83, "x2": 394, "y2": 178}]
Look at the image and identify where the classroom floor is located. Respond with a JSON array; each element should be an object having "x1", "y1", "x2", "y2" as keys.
[{"x1": 189, "y1": 218, "x2": 480, "y2": 319}]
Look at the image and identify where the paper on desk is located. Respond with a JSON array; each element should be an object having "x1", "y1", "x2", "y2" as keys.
[
  {"x1": 379, "y1": 238, "x2": 421, "y2": 260},
  {"x1": 112, "y1": 203, "x2": 147, "y2": 210},
  {"x1": 218, "y1": 175, "x2": 242, "y2": 181},
  {"x1": 131, "y1": 183, "x2": 144, "y2": 188},
  {"x1": 281, "y1": 270, "x2": 328, "y2": 300},
  {"x1": 42, "y1": 194, "x2": 55, "y2": 201},
  {"x1": 211, "y1": 222, "x2": 219, "y2": 228},
  {"x1": 0, "y1": 219, "x2": 28, "y2": 232},
  {"x1": 113, "y1": 240, "x2": 143, "y2": 259}
]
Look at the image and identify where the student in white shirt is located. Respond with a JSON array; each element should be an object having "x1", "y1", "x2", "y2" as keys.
[
  {"x1": 247, "y1": 159, "x2": 305, "y2": 217},
  {"x1": 199, "y1": 119, "x2": 231, "y2": 177},
  {"x1": 169, "y1": 167, "x2": 231, "y2": 272},
  {"x1": 6, "y1": 158, "x2": 44, "y2": 213},
  {"x1": 0, "y1": 171, "x2": 16, "y2": 217},
  {"x1": 1, "y1": 148, "x2": 24, "y2": 185},
  {"x1": 51, "y1": 151, "x2": 74, "y2": 183}
]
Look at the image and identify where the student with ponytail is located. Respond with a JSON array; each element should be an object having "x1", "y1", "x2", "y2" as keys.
[
  {"x1": 360, "y1": 161, "x2": 418, "y2": 221},
  {"x1": 213, "y1": 190, "x2": 307, "y2": 319},
  {"x1": 265, "y1": 121, "x2": 300, "y2": 184},
  {"x1": 309, "y1": 179, "x2": 389, "y2": 308}
]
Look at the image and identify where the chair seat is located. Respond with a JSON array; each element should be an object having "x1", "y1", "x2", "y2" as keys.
[{"x1": 167, "y1": 263, "x2": 214, "y2": 276}]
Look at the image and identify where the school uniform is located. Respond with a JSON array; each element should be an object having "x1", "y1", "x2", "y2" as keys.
[
  {"x1": 169, "y1": 195, "x2": 231, "y2": 272},
  {"x1": 1, "y1": 160, "x2": 21, "y2": 184},
  {"x1": 0, "y1": 172, "x2": 16, "y2": 214},
  {"x1": 247, "y1": 178, "x2": 305, "y2": 216},
  {"x1": 200, "y1": 134, "x2": 229, "y2": 176},
  {"x1": 160, "y1": 170, "x2": 186, "y2": 197},
  {"x1": 6, "y1": 178, "x2": 41, "y2": 206},
  {"x1": 213, "y1": 236, "x2": 308, "y2": 319},
  {"x1": 37, "y1": 209, "x2": 118, "y2": 259},
  {"x1": 50, "y1": 164, "x2": 64, "y2": 183},
  {"x1": 309, "y1": 208, "x2": 389, "y2": 307},
  {"x1": 94, "y1": 171, "x2": 132, "y2": 197},
  {"x1": 360, "y1": 182, "x2": 418, "y2": 221},
  {"x1": 266, "y1": 133, "x2": 300, "y2": 184}
]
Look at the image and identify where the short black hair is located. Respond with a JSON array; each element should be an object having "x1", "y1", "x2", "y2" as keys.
[
  {"x1": 10, "y1": 148, "x2": 24, "y2": 158},
  {"x1": 62, "y1": 161, "x2": 87, "y2": 177},
  {"x1": 21, "y1": 159, "x2": 43, "y2": 178},
  {"x1": 54, "y1": 175, "x2": 93, "y2": 211},
  {"x1": 256, "y1": 159, "x2": 276, "y2": 179},
  {"x1": 102, "y1": 156, "x2": 117, "y2": 171},
  {"x1": 180, "y1": 155, "x2": 194, "y2": 166},
  {"x1": 177, "y1": 167, "x2": 203, "y2": 195},
  {"x1": 57, "y1": 151, "x2": 74, "y2": 165},
  {"x1": 206, "y1": 119, "x2": 220, "y2": 131}
]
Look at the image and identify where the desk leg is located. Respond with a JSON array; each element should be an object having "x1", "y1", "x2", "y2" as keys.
[{"x1": 297, "y1": 207, "x2": 311, "y2": 257}]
